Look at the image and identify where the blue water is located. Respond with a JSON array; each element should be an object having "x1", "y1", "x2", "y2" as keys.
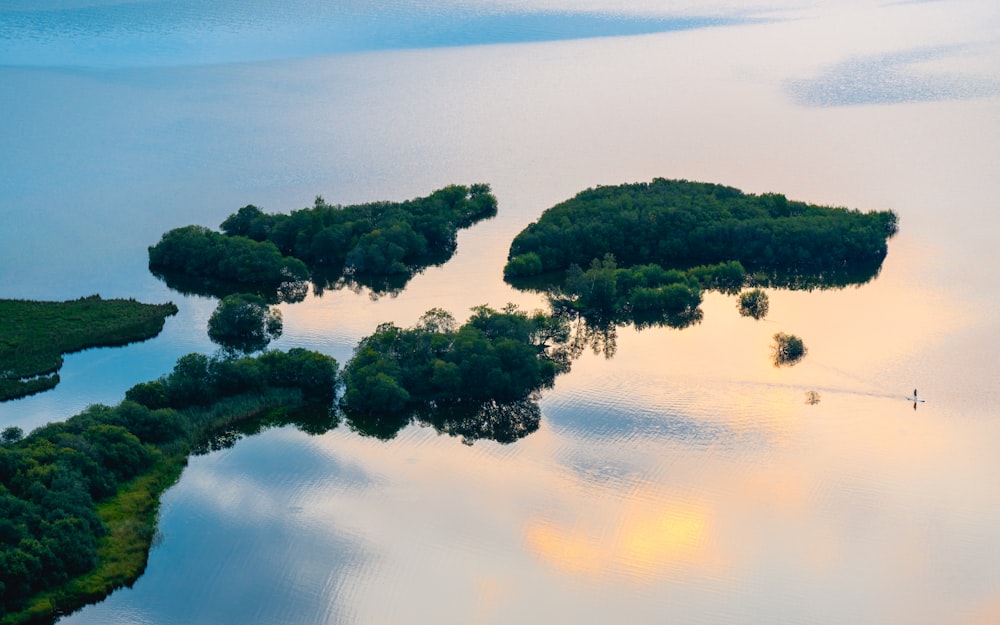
[{"x1": 1, "y1": 1, "x2": 743, "y2": 68}]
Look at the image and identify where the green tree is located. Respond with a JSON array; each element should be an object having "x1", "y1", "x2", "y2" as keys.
[
  {"x1": 738, "y1": 288, "x2": 770, "y2": 320},
  {"x1": 207, "y1": 293, "x2": 283, "y2": 355},
  {"x1": 772, "y1": 332, "x2": 807, "y2": 366},
  {"x1": 1, "y1": 427, "x2": 23, "y2": 446}
]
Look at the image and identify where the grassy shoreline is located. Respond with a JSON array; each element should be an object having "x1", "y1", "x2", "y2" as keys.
[{"x1": 2, "y1": 454, "x2": 186, "y2": 625}]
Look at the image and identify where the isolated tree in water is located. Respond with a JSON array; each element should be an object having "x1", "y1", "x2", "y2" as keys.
[
  {"x1": 208, "y1": 293, "x2": 283, "y2": 355},
  {"x1": 738, "y1": 288, "x2": 770, "y2": 320},
  {"x1": 771, "y1": 332, "x2": 809, "y2": 367},
  {"x1": 772, "y1": 332, "x2": 807, "y2": 367}
]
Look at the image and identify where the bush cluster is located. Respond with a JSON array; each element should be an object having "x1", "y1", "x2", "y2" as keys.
[{"x1": 341, "y1": 305, "x2": 568, "y2": 428}]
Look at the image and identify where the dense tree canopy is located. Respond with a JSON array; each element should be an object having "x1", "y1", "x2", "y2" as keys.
[
  {"x1": 505, "y1": 178, "x2": 897, "y2": 282},
  {"x1": 150, "y1": 184, "x2": 497, "y2": 300},
  {"x1": 552, "y1": 254, "x2": 747, "y2": 318},
  {"x1": 341, "y1": 305, "x2": 570, "y2": 438},
  {"x1": 148, "y1": 225, "x2": 310, "y2": 289},
  {"x1": 504, "y1": 178, "x2": 896, "y2": 330}
]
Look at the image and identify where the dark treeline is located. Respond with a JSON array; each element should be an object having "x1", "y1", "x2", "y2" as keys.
[
  {"x1": 0, "y1": 349, "x2": 337, "y2": 623},
  {"x1": 505, "y1": 178, "x2": 898, "y2": 281},
  {"x1": 504, "y1": 178, "x2": 897, "y2": 329},
  {"x1": 149, "y1": 184, "x2": 497, "y2": 300},
  {"x1": 147, "y1": 226, "x2": 310, "y2": 293},
  {"x1": 341, "y1": 305, "x2": 571, "y2": 442}
]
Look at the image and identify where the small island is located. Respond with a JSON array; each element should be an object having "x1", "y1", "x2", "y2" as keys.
[
  {"x1": 0, "y1": 296, "x2": 178, "y2": 402},
  {"x1": 149, "y1": 184, "x2": 498, "y2": 300},
  {"x1": 0, "y1": 348, "x2": 338, "y2": 624},
  {"x1": 341, "y1": 304, "x2": 570, "y2": 442},
  {"x1": 503, "y1": 178, "x2": 897, "y2": 336},
  {"x1": 505, "y1": 178, "x2": 898, "y2": 283}
]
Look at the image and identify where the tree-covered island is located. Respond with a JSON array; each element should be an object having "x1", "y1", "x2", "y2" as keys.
[
  {"x1": 0, "y1": 296, "x2": 178, "y2": 402},
  {"x1": 341, "y1": 304, "x2": 571, "y2": 443},
  {"x1": 504, "y1": 178, "x2": 898, "y2": 320},
  {"x1": 0, "y1": 348, "x2": 338, "y2": 624},
  {"x1": 149, "y1": 184, "x2": 498, "y2": 300}
]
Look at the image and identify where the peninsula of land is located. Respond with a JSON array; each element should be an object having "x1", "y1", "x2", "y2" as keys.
[
  {"x1": 0, "y1": 296, "x2": 178, "y2": 402},
  {"x1": 0, "y1": 349, "x2": 338, "y2": 625}
]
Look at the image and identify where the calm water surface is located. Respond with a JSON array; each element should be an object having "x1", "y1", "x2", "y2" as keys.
[{"x1": 2, "y1": 1, "x2": 999, "y2": 623}]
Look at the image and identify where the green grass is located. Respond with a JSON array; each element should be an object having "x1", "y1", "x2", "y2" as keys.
[{"x1": 0, "y1": 295, "x2": 178, "y2": 401}]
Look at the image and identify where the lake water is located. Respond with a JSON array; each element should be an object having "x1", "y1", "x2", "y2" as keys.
[{"x1": 2, "y1": 1, "x2": 1000, "y2": 623}]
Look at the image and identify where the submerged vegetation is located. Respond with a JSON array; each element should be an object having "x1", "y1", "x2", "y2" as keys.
[
  {"x1": 0, "y1": 348, "x2": 338, "y2": 624},
  {"x1": 149, "y1": 184, "x2": 498, "y2": 300},
  {"x1": 0, "y1": 296, "x2": 178, "y2": 402}
]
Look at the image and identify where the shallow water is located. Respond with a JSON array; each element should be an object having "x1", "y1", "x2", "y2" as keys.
[{"x1": 2, "y1": 1, "x2": 1000, "y2": 623}]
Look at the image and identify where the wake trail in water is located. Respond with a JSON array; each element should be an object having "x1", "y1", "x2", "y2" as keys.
[{"x1": 803, "y1": 361, "x2": 916, "y2": 401}]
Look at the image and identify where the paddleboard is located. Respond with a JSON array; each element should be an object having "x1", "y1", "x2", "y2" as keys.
[{"x1": 906, "y1": 396, "x2": 926, "y2": 403}]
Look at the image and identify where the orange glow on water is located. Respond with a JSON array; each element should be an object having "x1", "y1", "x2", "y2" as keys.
[{"x1": 524, "y1": 494, "x2": 716, "y2": 583}]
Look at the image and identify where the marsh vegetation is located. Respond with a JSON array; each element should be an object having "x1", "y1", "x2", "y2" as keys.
[{"x1": 0, "y1": 297, "x2": 178, "y2": 402}]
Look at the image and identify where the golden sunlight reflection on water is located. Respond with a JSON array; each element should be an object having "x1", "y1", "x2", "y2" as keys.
[{"x1": 523, "y1": 490, "x2": 716, "y2": 583}]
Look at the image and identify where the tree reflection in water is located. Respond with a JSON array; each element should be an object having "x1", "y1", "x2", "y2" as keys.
[{"x1": 345, "y1": 397, "x2": 541, "y2": 445}]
